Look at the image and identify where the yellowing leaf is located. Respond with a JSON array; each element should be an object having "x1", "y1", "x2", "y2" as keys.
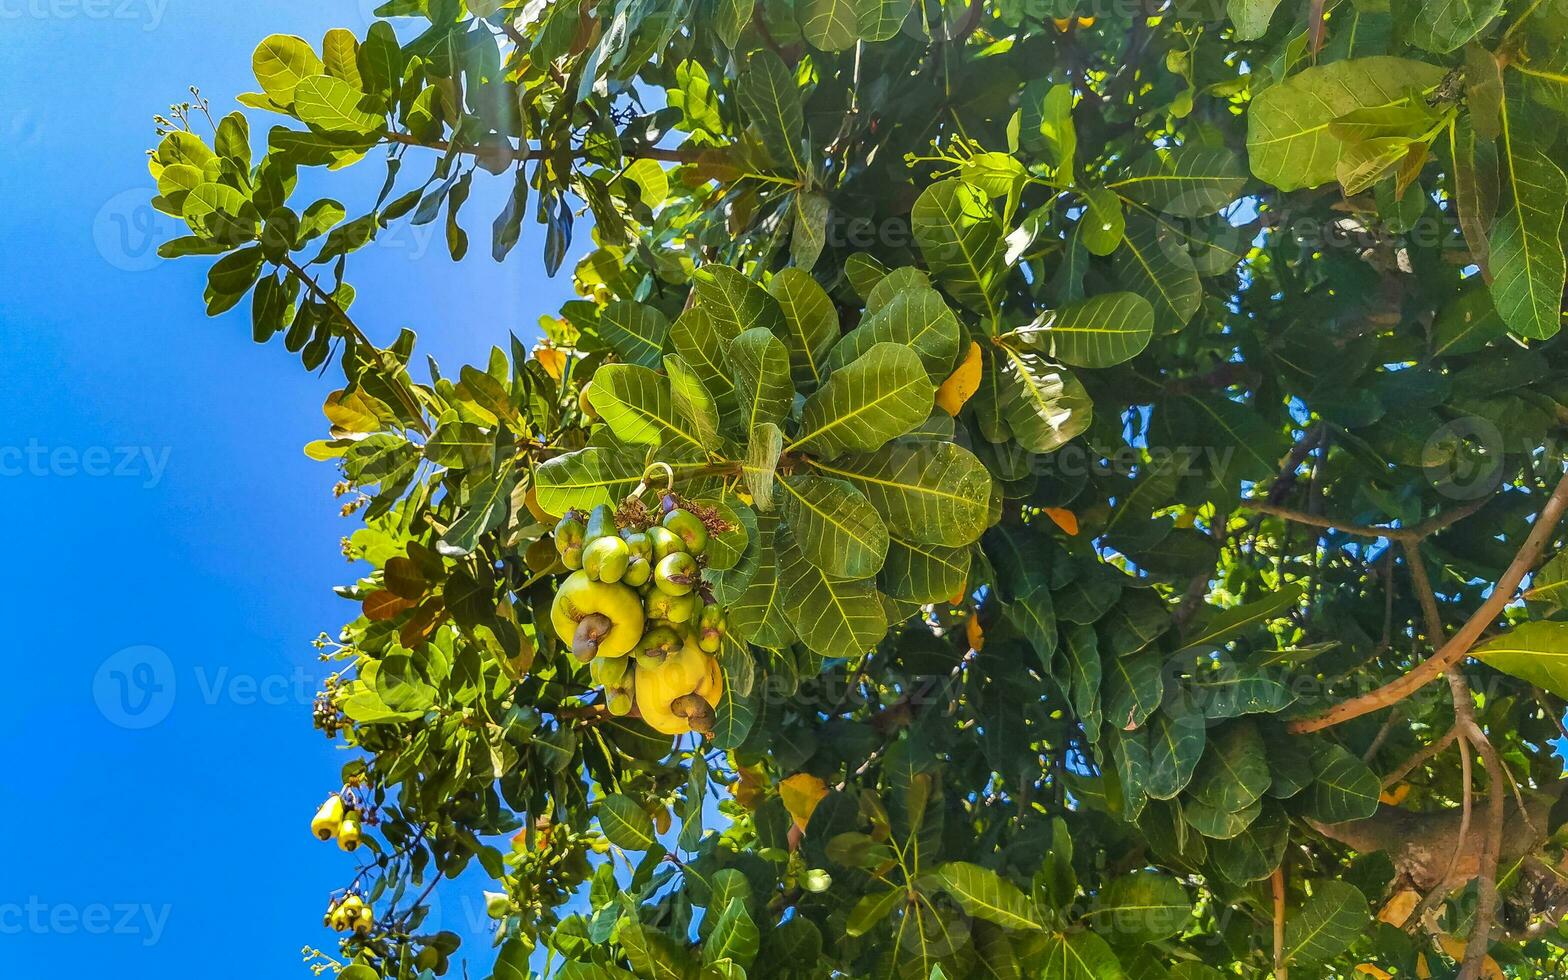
[
  {"x1": 1042, "y1": 507, "x2": 1080, "y2": 536},
  {"x1": 935, "y1": 340, "x2": 983, "y2": 415},
  {"x1": 966, "y1": 615, "x2": 985, "y2": 651},
  {"x1": 1356, "y1": 965, "x2": 1393, "y2": 979},
  {"x1": 534, "y1": 345, "x2": 567, "y2": 381},
  {"x1": 779, "y1": 773, "x2": 829, "y2": 831},
  {"x1": 1378, "y1": 889, "x2": 1420, "y2": 927},
  {"x1": 1379, "y1": 783, "x2": 1410, "y2": 805},
  {"x1": 1435, "y1": 934, "x2": 1503, "y2": 978}
]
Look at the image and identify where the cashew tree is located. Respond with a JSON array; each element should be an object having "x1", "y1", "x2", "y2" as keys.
[{"x1": 151, "y1": 0, "x2": 1568, "y2": 977}]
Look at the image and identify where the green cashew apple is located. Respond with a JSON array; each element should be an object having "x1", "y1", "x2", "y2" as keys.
[
  {"x1": 622, "y1": 555, "x2": 652, "y2": 587},
  {"x1": 621, "y1": 531, "x2": 652, "y2": 561},
  {"x1": 551, "y1": 571, "x2": 645, "y2": 660},
  {"x1": 553, "y1": 513, "x2": 586, "y2": 570},
  {"x1": 645, "y1": 589, "x2": 696, "y2": 624},
  {"x1": 633, "y1": 625, "x2": 684, "y2": 665},
  {"x1": 634, "y1": 635, "x2": 724, "y2": 735},
  {"x1": 645, "y1": 525, "x2": 685, "y2": 561},
  {"x1": 584, "y1": 504, "x2": 617, "y2": 542},
  {"x1": 697, "y1": 601, "x2": 726, "y2": 653},
  {"x1": 583, "y1": 535, "x2": 631, "y2": 583},
  {"x1": 662, "y1": 508, "x2": 709, "y2": 554},
  {"x1": 653, "y1": 551, "x2": 700, "y2": 595}
]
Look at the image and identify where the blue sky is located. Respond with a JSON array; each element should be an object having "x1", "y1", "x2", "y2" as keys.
[{"x1": 0, "y1": 3, "x2": 590, "y2": 974}]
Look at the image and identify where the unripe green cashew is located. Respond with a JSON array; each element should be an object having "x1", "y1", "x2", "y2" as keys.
[
  {"x1": 554, "y1": 513, "x2": 586, "y2": 569},
  {"x1": 622, "y1": 555, "x2": 652, "y2": 588},
  {"x1": 583, "y1": 535, "x2": 631, "y2": 583},
  {"x1": 584, "y1": 503, "x2": 617, "y2": 542},
  {"x1": 662, "y1": 508, "x2": 709, "y2": 554},
  {"x1": 645, "y1": 590, "x2": 696, "y2": 624},
  {"x1": 646, "y1": 525, "x2": 685, "y2": 561},
  {"x1": 621, "y1": 531, "x2": 652, "y2": 562},
  {"x1": 654, "y1": 551, "x2": 700, "y2": 596},
  {"x1": 551, "y1": 571, "x2": 645, "y2": 659}
]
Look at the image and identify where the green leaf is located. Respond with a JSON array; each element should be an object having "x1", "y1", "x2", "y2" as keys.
[
  {"x1": 597, "y1": 300, "x2": 671, "y2": 369},
  {"x1": 799, "y1": 0, "x2": 861, "y2": 50},
  {"x1": 673, "y1": 306, "x2": 740, "y2": 419},
  {"x1": 1178, "y1": 583, "x2": 1306, "y2": 653},
  {"x1": 880, "y1": 538, "x2": 971, "y2": 603},
  {"x1": 778, "y1": 475, "x2": 890, "y2": 578},
  {"x1": 437, "y1": 460, "x2": 517, "y2": 556},
  {"x1": 776, "y1": 525, "x2": 887, "y2": 659},
  {"x1": 982, "y1": 343, "x2": 1094, "y2": 453},
  {"x1": 1109, "y1": 146, "x2": 1249, "y2": 217},
  {"x1": 533, "y1": 446, "x2": 645, "y2": 514},
  {"x1": 665, "y1": 354, "x2": 722, "y2": 448},
  {"x1": 1284, "y1": 881, "x2": 1368, "y2": 967},
  {"x1": 1188, "y1": 722, "x2": 1271, "y2": 813},
  {"x1": 252, "y1": 34, "x2": 324, "y2": 105},
  {"x1": 728, "y1": 327, "x2": 794, "y2": 433},
  {"x1": 767, "y1": 268, "x2": 840, "y2": 393},
  {"x1": 1228, "y1": 0, "x2": 1283, "y2": 39},
  {"x1": 182, "y1": 183, "x2": 261, "y2": 245},
  {"x1": 597, "y1": 793, "x2": 656, "y2": 850},
  {"x1": 912, "y1": 179, "x2": 1006, "y2": 314},
  {"x1": 1303, "y1": 743, "x2": 1380, "y2": 823},
  {"x1": 292, "y1": 74, "x2": 384, "y2": 134},
  {"x1": 933, "y1": 862, "x2": 1042, "y2": 931},
  {"x1": 1247, "y1": 57, "x2": 1446, "y2": 191},
  {"x1": 846, "y1": 887, "x2": 906, "y2": 937},
  {"x1": 1209, "y1": 799, "x2": 1290, "y2": 884},
  {"x1": 1087, "y1": 872, "x2": 1190, "y2": 943},
  {"x1": 591, "y1": 364, "x2": 704, "y2": 452},
  {"x1": 1104, "y1": 650, "x2": 1164, "y2": 730},
  {"x1": 1078, "y1": 187, "x2": 1125, "y2": 256},
  {"x1": 1489, "y1": 136, "x2": 1567, "y2": 340},
  {"x1": 619, "y1": 923, "x2": 694, "y2": 980},
  {"x1": 744, "y1": 421, "x2": 784, "y2": 511},
  {"x1": 713, "y1": 0, "x2": 754, "y2": 48},
  {"x1": 1113, "y1": 211, "x2": 1201, "y2": 335},
  {"x1": 1145, "y1": 701, "x2": 1206, "y2": 800},
  {"x1": 1021, "y1": 81, "x2": 1077, "y2": 178},
  {"x1": 792, "y1": 190, "x2": 831, "y2": 270},
  {"x1": 1410, "y1": 0, "x2": 1502, "y2": 52},
  {"x1": 789, "y1": 343, "x2": 934, "y2": 458},
  {"x1": 703, "y1": 898, "x2": 759, "y2": 968},
  {"x1": 1474, "y1": 621, "x2": 1568, "y2": 697},
  {"x1": 1019, "y1": 292, "x2": 1154, "y2": 369},
  {"x1": 828, "y1": 285, "x2": 961, "y2": 383},
  {"x1": 737, "y1": 49, "x2": 805, "y2": 174},
  {"x1": 1034, "y1": 931, "x2": 1123, "y2": 979},
  {"x1": 810, "y1": 441, "x2": 992, "y2": 547},
  {"x1": 727, "y1": 513, "x2": 794, "y2": 648}
]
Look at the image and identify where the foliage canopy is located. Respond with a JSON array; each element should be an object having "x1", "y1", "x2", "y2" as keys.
[{"x1": 152, "y1": 0, "x2": 1568, "y2": 977}]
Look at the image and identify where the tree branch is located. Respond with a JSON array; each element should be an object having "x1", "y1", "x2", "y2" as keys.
[
  {"x1": 1287, "y1": 473, "x2": 1568, "y2": 734},
  {"x1": 381, "y1": 130, "x2": 703, "y2": 165}
]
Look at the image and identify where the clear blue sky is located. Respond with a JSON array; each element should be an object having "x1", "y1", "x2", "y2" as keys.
[{"x1": 0, "y1": 4, "x2": 589, "y2": 974}]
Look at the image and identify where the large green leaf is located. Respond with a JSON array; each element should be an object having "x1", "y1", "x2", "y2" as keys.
[
  {"x1": 1034, "y1": 931, "x2": 1124, "y2": 979},
  {"x1": 737, "y1": 49, "x2": 805, "y2": 174},
  {"x1": 912, "y1": 179, "x2": 1006, "y2": 314},
  {"x1": 726, "y1": 513, "x2": 794, "y2": 648},
  {"x1": 777, "y1": 474, "x2": 890, "y2": 579},
  {"x1": 1177, "y1": 583, "x2": 1306, "y2": 654},
  {"x1": 1145, "y1": 701, "x2": 1206, "y2": 800},
  {"x1": 1113, "y1": 211, "x2": 1202, "y2": 335},
  {"x1": 789, "y1": 343, "x2": 934, "y2": 458},
  {"x1": 1103, "y1": 650, "x2": 1164, "y2": 730},
  {"x1": 982, "y1": 343, "x2": 1094, "y2": 453},
  {"x1": 1489, "y1": 137, "x2": 1567, "y2": 340},
  {"x1": 744, "y1": 421, "x2": 784, "y2": 511},
  {"x1": 827, "y1": 285, "x2": 961, "y2": 383},
  {"x1": 1086, "y1": 872, "x2": 1190, "y2": 943},
  {"x1": 703, "y1": 898, "x2": 759, "y2": 969},
  {"x1": 597, "y1": 300, "x2": 671, "y2": 369},
  {"x1": 292, "y1": 74, "x2": 384, "y2": 135},
  {"x1": 597, "y1": 793, "x2": 656, "y2": 850},
  {"x1": 776, "y1": 526, "x2": 887, "y2": 659},
  {"x1": 932, "y1": 862, "x2": 1042, "y2": 931},
  {"x1": 252, "y1": 34, "x2": 324, "y2": 105},
  {"x1": 1474, "y1": 621, "x2": 1568, "y2": 697},
  {"x1": 665, "y1": 353, "x2": 722, "y2": 448},
  {"x1": 695, "y1": 265, "x2": 788, "y2": 340},
  {"x1": 673, "y1": 306, "x2": 740, "y2": 419},
  {"x1": 1247, "y1": 57, "x2": 1447, "y2": 191},
  {"x1": 810, "y1": 441, "x2": 991, "y2": 547},
  {"x1": 533, "y1": 446, "x2": 645, "y2": 514},
  {"x1": 1284, "y1": 881, "x2": 1368, "y2": 968},
  {"x1": 591, "y1": 364, "x2": 704, "y2": 453},
  {"x1": 1228, "y1": 0, "x2": 1284, "y2": 39},
  {"x1": 1187, "y1": 722, "x2": 1271, "y2": 813},
  {"x1": 767, "y1": 268, "x2": 840, "y2": 392},
  {"x1": 1110, "y1": 147, "x2": 1249, "y2": 217},
  {"x1": 1302, "y1": 743, "x2": 1380, "y2": 823},
  {"x1": 879, "y1": 538, "x2": 971, "y2": 603},
  {"x1": 728, "y1": 327, "x2": 794, "y2": 432},
  {"x1": 1410, "y1": 0, "x2": 1502, "y2": 53},
  {"x1": 1019, "y1": 292, "x2": 1154, "y2": 369},
  {"x1": 1209, "y1": 799, "x2": 1290, "y2": 884}
]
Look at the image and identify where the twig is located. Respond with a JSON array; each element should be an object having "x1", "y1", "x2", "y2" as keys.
[{"x1": 1272, "y1": 866, "x2": 1288, "y2": 980}]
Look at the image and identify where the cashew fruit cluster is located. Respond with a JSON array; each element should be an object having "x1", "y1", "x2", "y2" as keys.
[
  {"x1": 324, "y1": 893, "x2": 373, "y2": 935},
  {"x1": 549, "y1": 499, "x2": 729, "y2": 736},
  {"x1": 311, "y1": 793, "x2": 363, "y2": 851}
]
